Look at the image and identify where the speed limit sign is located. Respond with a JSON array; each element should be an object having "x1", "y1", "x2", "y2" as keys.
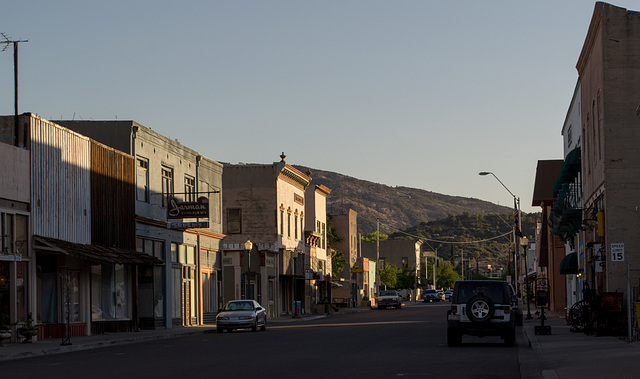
[{"x1": 611, "y1": 243, "x2": 625, "y2": 262}]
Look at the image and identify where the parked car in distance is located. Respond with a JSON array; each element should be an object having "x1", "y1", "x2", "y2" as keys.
[
  {"x1": 377, "y1": 290, "x2": 402, "y2": 309},
  {"x1": 423, "y1": 289, "x2": 440, "y2": 302},
  {"x1": 216, "y1": 300, "x2": 267, "y2": 333},
  {"x1": 509, "y1": 283, "x2": 523, "y2": 326},
  {"x1": 447, "y1": 280, "x2": 517, "y2": 347},
  {"x1": 444, "y1": 289, "x2": 453, "y2": 301}
]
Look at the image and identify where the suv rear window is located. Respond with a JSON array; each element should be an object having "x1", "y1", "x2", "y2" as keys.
[{"x1": 454, "y1": 283, "x2": 506, "y2": 304}]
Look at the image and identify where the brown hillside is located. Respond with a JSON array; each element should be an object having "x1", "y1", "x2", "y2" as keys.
[{"x1": 296, "y1": 166, "x2": 511, "y2": 235}]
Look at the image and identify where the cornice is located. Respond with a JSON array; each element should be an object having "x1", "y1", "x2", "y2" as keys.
[
  {"x1": 278, "y1": 164, "x2": 311, "y2": 190},
  {"x1": 136, "y1": 215, "x2": 167, "y2": 228},
  {"x1": 315, "y1": 184, "x2": 332, "y2": 196},
  {"x1": 185, "y1": 229, "x2": 226, "y2": 240},
  {"x1": 577, "y1": 4, "x2": 602, "y2": 75}
]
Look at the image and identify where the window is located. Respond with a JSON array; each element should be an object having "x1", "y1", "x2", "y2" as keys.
[
  {"x1": 171, "y1": 242, "x2": 178, "y2": 263},
  {"x1": 269, "y1": 279, "x2": 274, "y2": 302},
  {"x1": 186, "y1": 245, "x2": 196, "y2": 265},
  {"x1": 91, "y1": 264, "x2": 130, "y2": 320},
  {"x1": 161, "y1": 166, "x2": 174, "y2": 207},
  {"x1": 300, "y1": 217, "x2": 304, "y2": 240},
  {"x1": 227, "y1": 208, "x2": 242, "y2": 234},
  {"x1": 137, "y1": 237, "x2": 165, "y2": 261},
  {"x1": 136, "y1": 158, "x2": 149, "y2": 202},
  {"x1": 567, "y1": 125, "x2": 572, "y2": 149},
  {"x1": 280, "y1": 210, "x2": 284, "y2": 236},
  {"x1": 184, "y1": 175, "x2": 195, "y2": 202},
  {"x1": 15, "y1": 214, "x2": 28, "y2": 257},
  {"x1": 321, "y1": 222, "x2": 326, "y2": 249},
  {"x1": 288, "y1": 213, "x2": 291, "y2": 238},
  {"x1": 1, "y1": 213, "x2": 14, "y2": 254},
  {"x1": 295, "y1": 215, "x2": 298, "y2": 239}
]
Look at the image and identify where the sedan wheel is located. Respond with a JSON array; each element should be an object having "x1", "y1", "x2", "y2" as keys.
[{"x1": 260, "y1": 318, "x2": 266, "y2": 331}]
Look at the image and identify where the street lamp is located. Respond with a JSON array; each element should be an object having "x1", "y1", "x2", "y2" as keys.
[
  {"x1": 479, "y1": 171, "x2": 522, "y2": 288},
  {"x1": 244, "y1": 239, "x2": 253, "y2": 300},
  {"x1": 521, "y1": 236, "x2": 533, "y2": 320}
]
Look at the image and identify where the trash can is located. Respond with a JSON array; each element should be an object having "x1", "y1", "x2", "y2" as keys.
[{"x1": 293, "y1": 301, "x2": 301, "y2": 318}]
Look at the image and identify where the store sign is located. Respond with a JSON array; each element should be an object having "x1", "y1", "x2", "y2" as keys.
[
  {"x1": 168, "y1": 221, "x2": 209, "y2": 229},
  {"x1": 167, "y1": 196, "x2": 209, "y2": 219},
  {"x1": 266, "y1": 256, "x2": 275, "y2": 267}
]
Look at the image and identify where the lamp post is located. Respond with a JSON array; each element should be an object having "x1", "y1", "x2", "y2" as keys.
[
  {"x1": 479, "y1": 171, "x2": 522, "y2": 288},
  {"x1": 244, "y1": 239, "x2": 253, "y2": 300},
  {"x1": 521, "y1": 236, "x2": 533, "y2": 320}
]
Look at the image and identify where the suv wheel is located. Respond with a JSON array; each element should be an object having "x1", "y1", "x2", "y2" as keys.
[
  {"x1": 447, "y1": 327, "x2": 461, "y2": 346},
  {"x1": 466, "y1": 295, "x2": 495, "y2": 323}
]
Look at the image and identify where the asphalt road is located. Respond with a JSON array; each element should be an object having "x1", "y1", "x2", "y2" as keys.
[{"x1": 0, "y1": 302, "x2": 522, "y2": 378}]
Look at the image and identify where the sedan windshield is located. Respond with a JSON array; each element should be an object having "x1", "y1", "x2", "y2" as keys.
[
  {"x1": 379, "y1": 291, "x2": 397, "y2": 296},
  {"x1": 224, "y1": 301, "x2": 255, "y2": 311}
]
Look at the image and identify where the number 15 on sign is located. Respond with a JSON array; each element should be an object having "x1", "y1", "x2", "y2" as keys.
[{"x1": 611, "y1": 243, "x2": 625, "y2": 262}]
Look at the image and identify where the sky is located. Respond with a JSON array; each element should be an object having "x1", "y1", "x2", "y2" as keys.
[{"x1": 1, "y1": 1, "x2": 635, "y2": 214}]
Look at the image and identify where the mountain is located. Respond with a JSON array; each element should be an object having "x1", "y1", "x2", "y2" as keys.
[{"x1": 295, "y1": 166, "x2": 513, "y2": 235}]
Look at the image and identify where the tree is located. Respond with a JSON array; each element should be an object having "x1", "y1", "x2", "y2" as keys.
[
  {"x1": 361, "y1": 232, "x2": 388, "y2": 243},
  {"x1": 379, "y1": 263, "x2": 399, "y2": 289},
  {"x1": 326, "y1": 214, "x2": 346, "y2": 278},
  {"x1": 437, "y1": 261, "x2": 462, "y2": 289},
  {"x1": 330, "y1": 249, "x2": 346, "y2": 279},
  {"x1": 396, "y1": 267, "x2": 416, "y2": 290}
]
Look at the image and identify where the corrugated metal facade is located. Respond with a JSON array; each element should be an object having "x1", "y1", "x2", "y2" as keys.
[
  {"x1": 30, "y1": 115, "x2": 91, "y2": 243},
  {"x1": 90, "y1": 142, "x2": 136, "y2": 250}
]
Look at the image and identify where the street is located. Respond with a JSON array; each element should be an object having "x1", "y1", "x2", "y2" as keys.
[{"x1": 0, "y1": 302, "x2": 523, "y2": 378}]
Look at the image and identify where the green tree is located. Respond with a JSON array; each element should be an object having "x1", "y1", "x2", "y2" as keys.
[
  {"x1": 396, "y1": 267, "x2": 416, "y2": 290},
  {"x1": 379, "y1": 263, "x2": 399, "y2": 290},
  {"x1": 361, "y1": 232, "x2": 388, "y2": 243},
  {"x1": 326, "y1": 214, "x2": 347, "y2": 278},
  {"x1": 437, "y1": 261, "x2": 462, "y2": 289},
  {"x1": 330, "y1": 249, "x2": 346, "y2": 279}
]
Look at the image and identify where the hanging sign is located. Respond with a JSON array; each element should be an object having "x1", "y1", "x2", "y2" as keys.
[{"x1": 167, "y1": 196, "x2": 209, "y2": 219}]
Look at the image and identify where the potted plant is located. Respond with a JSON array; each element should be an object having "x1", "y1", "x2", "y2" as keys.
[
  {"x1": 0, "y1": 313, "x2": 12, "y2": 346},
  {"x1": 18, "y1": 313, "x2": 38, "y2": 343}
]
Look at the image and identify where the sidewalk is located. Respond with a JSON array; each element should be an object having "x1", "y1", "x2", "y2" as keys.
[{"x1": 518, "y1": 306, "x2": 640, "y2": 379}]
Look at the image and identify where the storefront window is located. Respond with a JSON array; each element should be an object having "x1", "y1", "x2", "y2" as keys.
[
  {"x1": 91, "y1": 264, "x2": 129, "y2": 320},
  {"x1": 172, "y1": 268, "x2": 181, "y2": 318},
  {"x1": 16, "y1": 262, "x2": 27, "y2": 321}
]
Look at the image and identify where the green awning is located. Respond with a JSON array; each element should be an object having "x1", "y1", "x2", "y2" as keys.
[
  {"x1": 559, "y1": 252, "x2": 578, "y2": 275},
  {"x1": 553, "y1": 147, "x2": 581, "y2": 197}
]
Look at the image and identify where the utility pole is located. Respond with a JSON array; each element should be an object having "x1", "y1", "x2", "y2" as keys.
[
  {"x1": 1, "y1": 33, "x2": 28, "y2": 147},
  {"x1": 376, "y1": 218, "x2": 380, "y2": 293}
]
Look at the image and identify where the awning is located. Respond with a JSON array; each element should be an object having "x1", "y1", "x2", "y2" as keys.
[
  {"x1": 553, "y1": 147, "x2": 581, "y2": 197},
  {"x1": 559, "y1": 252, "x2": 578, "y2": 275},
  {"x1": 34, "y1": 235, "x2": 163, "y2": 265}
]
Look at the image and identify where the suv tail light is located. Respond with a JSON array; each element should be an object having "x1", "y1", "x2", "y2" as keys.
[
  {"x1": 451, "y1": 305, "x2": 457, "y2": 314},
  {"x1": 503, "y1": 306, "x2": 511, "y2": 314}
]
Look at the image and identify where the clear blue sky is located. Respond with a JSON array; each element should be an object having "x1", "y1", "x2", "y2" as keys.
[{"x1": 2, "y1": 1, "x2": 634, "y2": 213}]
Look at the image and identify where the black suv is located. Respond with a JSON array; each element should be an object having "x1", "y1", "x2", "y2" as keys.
[{"x1": 447, "y1": 280, "x2": 517, "y2": 346}]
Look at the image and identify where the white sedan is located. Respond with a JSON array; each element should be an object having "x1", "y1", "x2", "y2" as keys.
[{"x1": 216, "y1": 300, "x2": 267, "y2": 333}]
